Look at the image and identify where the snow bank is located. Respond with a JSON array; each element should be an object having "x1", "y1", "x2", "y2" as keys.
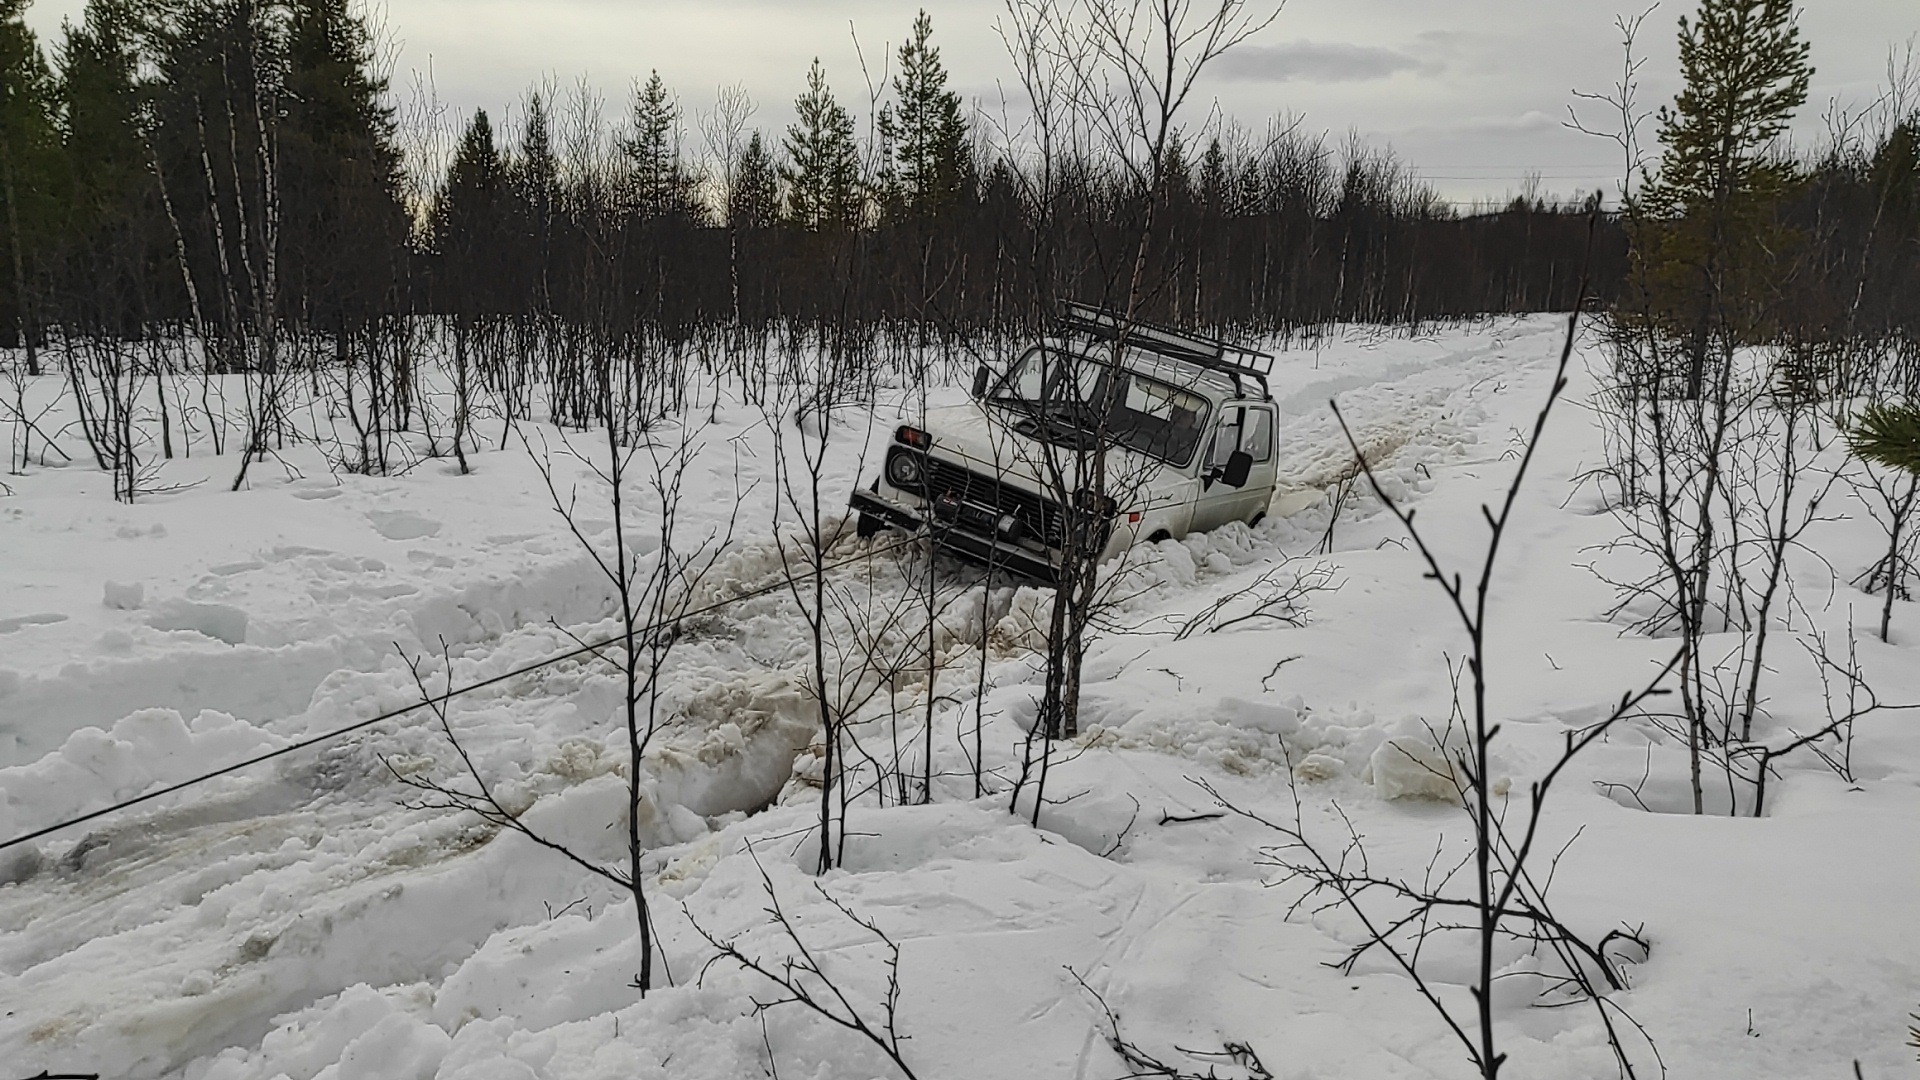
[
  {"x1": 653, "y1": 672, "x2": 817, "y2": 817},
  {"x1": 0, "y1": 708, "x2": 286, "y2": 843}
]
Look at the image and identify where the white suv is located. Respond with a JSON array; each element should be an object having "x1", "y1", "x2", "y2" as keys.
[{"x1": 851, "y1": 304, "x2": 1279, "y2": 582}]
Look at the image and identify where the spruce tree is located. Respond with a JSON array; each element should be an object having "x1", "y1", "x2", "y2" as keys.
[
  {"x1": 0, "y1": 0, "x2": 60, "y2": 369},
  {"x1": 1634, "y1": 0, "x2": 1812, "y2": 396},
  {"x1": 507, "y1": 93, "x2": 559, "y2": 313},
  {"x1": 780, "y1": 58, "x2": 859, "y2": 230},
  {"x1": 1162, "y1": 134, "x2": 1194, "y2": 217},
  {"x1": 1849, "y1": 403, "x2": 1920, "y2": 477},
  {"x1": 439, "y1": 109, "x2": 505, "y2": 238},
  {"x1": 876, "y1": 10, "x2": 969, "y2": 221},
  {"x1": 434, "y1": 108, "x2": 506, "y2": 314},
  {"x1": 623, "y1": 70, "x2": 696, "y2": 222},
  {"x1": 281, "y1": 0, "x2": 409, "y2": 333},
  {"x1": 58, "y1": 0, "x2": 143, "y2": 232},
  {"x1": 57, "y1": 0, "x2": 156, "y2": 335},
  {"x1": 1870, "y1": 118, "x2": 1919, "y2": 242},
  {"x1": 729, "y1": 129, "x2": 778, "y2": 230},
  {"x1": 146, "y1": 0, "x2": 289, "y2": 370},
  {"x1": 1199, "y1": 137, "x2": 1229, "y2": 216}
]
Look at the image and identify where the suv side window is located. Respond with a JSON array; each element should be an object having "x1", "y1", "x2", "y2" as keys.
[
  {"x1": 1244, "y1": 406, "x2": 1274, "y2": 462},
  {"x1": 1208, "y1": 405, "x2": 1274, "y2": 468}
]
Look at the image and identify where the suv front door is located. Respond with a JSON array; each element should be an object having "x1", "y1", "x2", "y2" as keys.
[{"x1": 1190, "y1": 403, "x2": 1277, "y2": 533}]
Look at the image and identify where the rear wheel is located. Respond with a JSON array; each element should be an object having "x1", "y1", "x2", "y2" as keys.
[
  {"x1": 1147, "y1": 529, "x2": 1173, "y2": 544},
  {"x1": 1249, "y1": 511, "x2": 1267, "y2": 528}
]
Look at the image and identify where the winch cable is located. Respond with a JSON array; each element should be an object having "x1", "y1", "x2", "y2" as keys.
[{"x1": 0, "y1": 533, "x2": 935, "y2": 855}]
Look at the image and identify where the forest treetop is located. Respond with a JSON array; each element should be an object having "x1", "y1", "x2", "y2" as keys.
[{"x1": 0, "y1": 0, "x2": 1911, "y2": 350}]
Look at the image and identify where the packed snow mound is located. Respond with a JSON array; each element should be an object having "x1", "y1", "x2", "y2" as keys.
[
  {"x1": 102, "y1": 580, "x2": 145, "y2": 610},
  {"x1": 1366, "y1": 734, "x2": 1462, "y2": 802},
  {"x1": 147, "y1": 598, "x2": 251, "y2": 645}
]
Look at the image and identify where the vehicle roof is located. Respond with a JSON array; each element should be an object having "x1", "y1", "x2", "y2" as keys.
[
  {"x1": 1057, "y1": 302, "x2": 1275, "y2": 401},
  {"x1": 1039, "y1": 336, "x2": 1274, "y2": 403}
]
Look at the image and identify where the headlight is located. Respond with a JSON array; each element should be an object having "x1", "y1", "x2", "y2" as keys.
[{"x1": 887, "y1": 451, "x2": 923, "y2": 488}]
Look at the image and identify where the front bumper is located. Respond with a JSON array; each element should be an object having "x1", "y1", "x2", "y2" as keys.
[{"x1": 850, "y1": 488, "x2": 1062, "y2": 584}]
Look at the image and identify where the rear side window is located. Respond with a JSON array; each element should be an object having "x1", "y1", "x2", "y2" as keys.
[
  {"x1": 1244, "y1": 407, "x2": 1274, "y2": 461},
  {"x1": 1210, "y1": 405, "x2": 1275, "y2": 467}
]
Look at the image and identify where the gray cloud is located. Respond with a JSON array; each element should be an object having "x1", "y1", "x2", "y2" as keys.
[
  {"x1": 1208, "y1": 40, "x2": 1432, "y2": 84},
  {"x1": 1412, "y1": 110, "x2": 1562, "y2": 137}
]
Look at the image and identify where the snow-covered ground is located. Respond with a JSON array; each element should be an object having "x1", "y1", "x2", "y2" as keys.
[{"x1": 2, "y1": 317, "x2": 1916, "y2": 1080}]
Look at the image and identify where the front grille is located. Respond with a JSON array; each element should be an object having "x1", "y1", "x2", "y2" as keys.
[{"x1": 906, "y1": 453, "x2": 1067, "y2": 545}]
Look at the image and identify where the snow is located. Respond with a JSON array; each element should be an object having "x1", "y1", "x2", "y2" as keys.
[
  {"x1": 3, "y1": 316, "x2": 1917, "y2": 1079},
  {"x1": 1365, "y1": 733, "x2": 1465, "y2": 803}
]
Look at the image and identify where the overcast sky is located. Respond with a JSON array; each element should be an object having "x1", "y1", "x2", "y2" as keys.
[{"x1": 21, "y1": 0, "x2": 1918, "y2": 206}]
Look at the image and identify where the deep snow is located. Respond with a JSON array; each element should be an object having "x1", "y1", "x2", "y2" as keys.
[{"x1": 2, "y1": 316, "x2": 1916, "y2": 1080}]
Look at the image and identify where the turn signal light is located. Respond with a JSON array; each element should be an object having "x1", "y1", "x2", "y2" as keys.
[{"x1": 896, "y1": 425, "x2": 932, "y2": 449}]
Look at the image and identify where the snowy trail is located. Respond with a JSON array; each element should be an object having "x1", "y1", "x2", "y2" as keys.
[
  {"x1": 1, "y1": 323, "x2": 1540, "y2": 1076},
  {"x1": 0, "y1": 587, "x2": 820, "y2": 1076},
  {"x1": 0, "y1": 323, "x2": 1541, "y2": 1077},
  {"x1": 7, "y1": 316, "x2": 1914, "y2": 1080}
]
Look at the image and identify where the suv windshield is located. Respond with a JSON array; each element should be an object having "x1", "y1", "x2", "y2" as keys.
[{"x1": 988, "y1": 346, "x2": 1210, "y2": 466}]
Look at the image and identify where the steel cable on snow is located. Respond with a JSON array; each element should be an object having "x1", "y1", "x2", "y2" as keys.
[{"x1": 0, "y1": 534, "x2": 928, "y2": 854}]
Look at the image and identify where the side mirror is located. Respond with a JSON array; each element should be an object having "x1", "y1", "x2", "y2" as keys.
[
  {"x1": 972, "y1": 365, "x2": 991, "y2": 399},
  {"x1": 1222, "y1": 450, "x2": 1254, "y2": 488}
]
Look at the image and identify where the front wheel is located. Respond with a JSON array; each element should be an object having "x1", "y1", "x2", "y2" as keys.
[{"x1": 856, "y1": 512, "x2": 885, "y2": 539}]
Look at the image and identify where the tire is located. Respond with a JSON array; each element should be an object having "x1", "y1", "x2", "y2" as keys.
[
  {"x1": 1249, "y1": 512, "x2": 1267, "y2": 528},
  {"x1": 1146, "y1": 529, "x2": 1173, "y2": 544},
  {"x1": 856, "y1": 512, "x2": 885, "y2": 539}
]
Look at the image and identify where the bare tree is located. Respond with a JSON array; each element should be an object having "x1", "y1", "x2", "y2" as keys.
[
  {"x1": 698, "y1": 83, "x2": 755, "y2": 327},
  {"x1": 759, "y1": 328, "x2": 915, "y2": 872},
  {"x1": 1074, "y1": 0, "x2": 1279, "y2": 312},
  {"x1": 401, "y1": 364, "x2": 739, "y2": 995},
  {"x1": 995, "y1": 0, "x2": 1278, "y2": 764},
  {"x1": 1565, "y1": 6, "x2": 1658, "y2": 211},
  {"x1": 1, "y1": 356, "x2": 67, "y2": 473},
  {"x1": 1216, "y1": 296, "x2": 1680, "y2": 1080}
]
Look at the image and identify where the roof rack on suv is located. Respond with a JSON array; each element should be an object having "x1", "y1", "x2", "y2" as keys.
[{"x1": 1060, "y1": 301, "x2": 1274, "y2": 398}]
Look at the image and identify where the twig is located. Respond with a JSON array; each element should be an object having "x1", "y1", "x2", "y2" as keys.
[
  {"x1": 1069, "y1": 967, "x2": 1272, "y2": 1080},
  {"x1": 689, "y1": 847, "x2": 919, "y2": 1080}
]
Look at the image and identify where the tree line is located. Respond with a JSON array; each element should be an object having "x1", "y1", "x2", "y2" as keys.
[
  {"x1": 0, "y1": 0, "x2": 1911, "y2": 368},
  {"x1": 0, "y1": 0, "x2": 1616, "y2": 361}
]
